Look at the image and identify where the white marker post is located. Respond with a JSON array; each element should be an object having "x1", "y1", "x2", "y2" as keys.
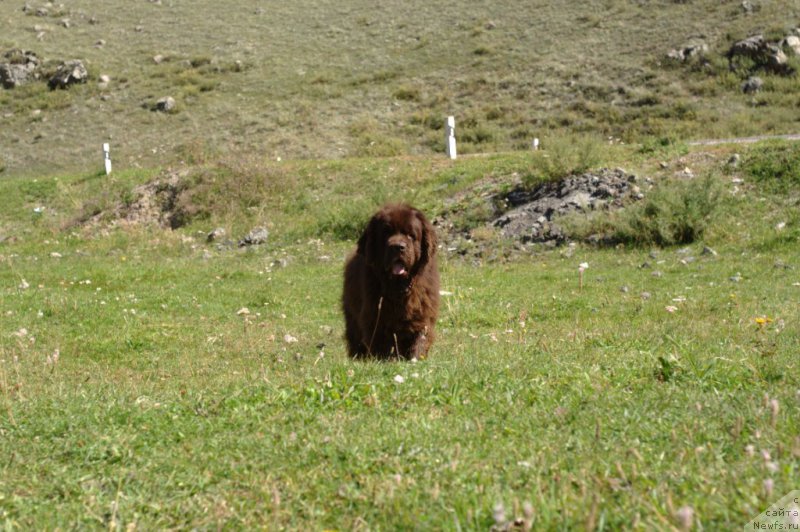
[
  {"x1": 445, "y1": 116, "x2": 457, "y2": 160},
  {"x1": 532, "y1": 137, "x2": 540, "y2": 151},
  {"x1": 103, "y1": 143, "x2": 112, "y2": 175}
]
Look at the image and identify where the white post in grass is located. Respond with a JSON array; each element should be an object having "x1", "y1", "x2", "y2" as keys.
[
  {"x1": 103, "y1": 143, "x2": 112, "y2": 175},
  {"x1": 445, "y1": 116, "x2": 457, "y2": 160},
  {"x1": 532, "y1": 137, "x2": 540, "y2": 151}
]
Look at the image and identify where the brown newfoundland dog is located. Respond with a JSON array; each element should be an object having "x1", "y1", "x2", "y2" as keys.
[{"x1": 342, "y1": 204, "x2": 440, "y2": 360}]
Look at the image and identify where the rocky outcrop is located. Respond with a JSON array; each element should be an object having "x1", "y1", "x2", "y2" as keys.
[
  {"x1": 728, "y1": 34, "x2": 794, "y2": 75},
  {"x1": 47, "y1": 59, "x2": 88, "y2": 89},
  {"x1": 493, "y1": 168, "x2": 642, "y2": 244},
  {"x1": 0, "y1": 49, "x2": 41, "y2": 88}
]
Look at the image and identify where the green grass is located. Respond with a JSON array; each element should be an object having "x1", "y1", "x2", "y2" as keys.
[
  {"x1": 1, "y1": 0, "x2": 799, "y2": 176},
  {"x1": 1, "y1": 146, "x2": 799, "y2": 529}
]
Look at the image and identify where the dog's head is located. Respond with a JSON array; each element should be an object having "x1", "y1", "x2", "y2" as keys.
[{"x1": 358, "y1": 204, "x2": 437, "y2": 283}]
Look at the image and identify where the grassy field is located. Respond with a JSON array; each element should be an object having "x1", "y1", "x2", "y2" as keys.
[
  {"x1": 1, "y1": 142, "x2": 799, "y2": 529},
  {"x1": 1, "y1": 0, "x2": 799, "y2": 176}
]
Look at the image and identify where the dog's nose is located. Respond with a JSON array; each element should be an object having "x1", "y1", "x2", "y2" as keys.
[{"x1": 389, "y1": 242, "x2": 407, "y2": 252}]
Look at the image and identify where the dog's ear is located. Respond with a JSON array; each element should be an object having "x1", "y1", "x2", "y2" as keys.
[
  {"x1": 415, "y1": 208, "x2": 437, "y2": 267},
  {"x1": 357, "y1": 214, "x2": 381, "y2": 266}
]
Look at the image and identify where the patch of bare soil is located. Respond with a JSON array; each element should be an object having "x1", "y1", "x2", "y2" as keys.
[{"x1": 83, "y1": 170, "x2": 198, "y2": 230}]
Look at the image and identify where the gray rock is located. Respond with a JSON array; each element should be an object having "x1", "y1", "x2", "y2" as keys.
[
  {"x1": 741, "y1": 76, "x2": 763, "y2": 94},
  {"x1": 492, "y1": 168, "x2": 641, "y2": 244},
  {"x1": 154, "y1": 96, "x2": 176, "y2": 112},
  {"x1": 238, "y1": 227, "x2": 269, "y2": 247},
  {"x1": 641, "y1": 292, "x2": 651, "y2": 300},
  {"x1": 48, "y1": 60, "x2": 88, "y2": 90},
  {"x1": 206, "y1": 227, "x2": 226, "y2": 242},
  {"x1": 666, "y1": 42, "x2": 708, "y2": 62},
  {"x1": 701, "y1": 246, "x2": 718, "y2": 256},
  {"x1": 728, "y1": 153, "x2": 741, "y2": 167},
  {"x1": 728, "y1": 35, "x2": 792, "y2": 75},
  {"x1": 782, "y1": 35, "x2": 800, "y2": 56},
  {"x1": 0, "y1": 49, "x2": 40, "y2": 89}
]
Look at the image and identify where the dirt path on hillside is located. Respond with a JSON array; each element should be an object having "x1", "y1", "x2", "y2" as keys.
[{"x1": 688, "y1": 133, "x2": 800, "y2": 146}]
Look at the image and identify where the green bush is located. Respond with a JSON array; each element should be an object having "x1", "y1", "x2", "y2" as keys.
[
  {"x1": 617, "y1": 174, "x2": 722, "y2": 246},
  {"x1": 568, "y1": 174, "x2": 722, "y2": 247},
  {"x1": 523, "y1": 133, "x2": 605, "y2": 184},
  {"x1": 742, "y1": 142, "x2": 800, "y2": 192}
]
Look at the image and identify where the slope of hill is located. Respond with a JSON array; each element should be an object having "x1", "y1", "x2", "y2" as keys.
[{"x1": 1, "y1": 0, "x2": 798, "y2": 176}]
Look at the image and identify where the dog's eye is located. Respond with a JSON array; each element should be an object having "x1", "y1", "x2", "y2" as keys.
[{"x1": 408, "y1": 234, "x2": 415, "y2": 241}]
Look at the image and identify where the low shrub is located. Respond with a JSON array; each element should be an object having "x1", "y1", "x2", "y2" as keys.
[
  {"x1": 567, "y1": 174, "x2": 722, "y2": 247},
  {"x1": 523, "y1": 133, "x2": 605, "y2": 184},
  {"x1": 742, "y1": 142, "x2": 800, "y2": 192}
]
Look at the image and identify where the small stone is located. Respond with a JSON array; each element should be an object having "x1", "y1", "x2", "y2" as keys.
[
  {"x1": 238, "y1": 227, "x2": 269, "y2": 247},
  {"x1": 641, "y1": 291, "x2": 651, "y2": 300},
  {"x1": 154, "y1": 96, "x2": 176, "y2": 112},
  {"x1": 701, "y1": 246, "x2": 717, "y2": 256},
  {"x1": 728, "y1": 153, "x2": 741, "y2": 167},
  {"x1": 620, "y1": 285, "x2": 629, "y2": 293},
  {"x1": 652, "y1": 270, "x2": 663, "y2": 278},
  {"x1": 741, "y1": 76, "x2": 763, "y2": 94},
  {"x1": 153, "y1": 54, "x2": 165, "y2": 64},
  {"x1": 730, "y1": 273, "x2": 742, "y2": 283},
  {"x1": 206, "y1": 227, "x2": 226, "y2": 242}
]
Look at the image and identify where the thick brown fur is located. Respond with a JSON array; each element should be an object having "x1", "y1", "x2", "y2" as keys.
[{"x1": 342, "y1": 204, "x2": 440, "y2": 360}]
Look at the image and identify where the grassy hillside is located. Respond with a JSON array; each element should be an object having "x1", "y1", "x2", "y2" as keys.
[
  {"x1": 1, "y1": 0, "x2": 799, "y2": 176},
  {"x1": 1, "y1": 142, "x2": 799, "y2": 528}
]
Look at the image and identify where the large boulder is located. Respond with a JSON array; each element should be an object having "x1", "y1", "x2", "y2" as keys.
[
  {"x1": 728, "y1": 35, "x2": 793, "y2": 75},
  {"x1": 0, "y1": 49, "x2": 40, "y2": 89},
  {"x1": 48, "y1": 59, "x2": 88, "y2": 90},
  {"x1": 782, "y1": 35, "x2": 800, "y2": 56}
]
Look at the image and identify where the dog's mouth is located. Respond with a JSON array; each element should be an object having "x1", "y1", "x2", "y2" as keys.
[{"x1": 390, "y1": 260, "x2": 409, "y2": 278}]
